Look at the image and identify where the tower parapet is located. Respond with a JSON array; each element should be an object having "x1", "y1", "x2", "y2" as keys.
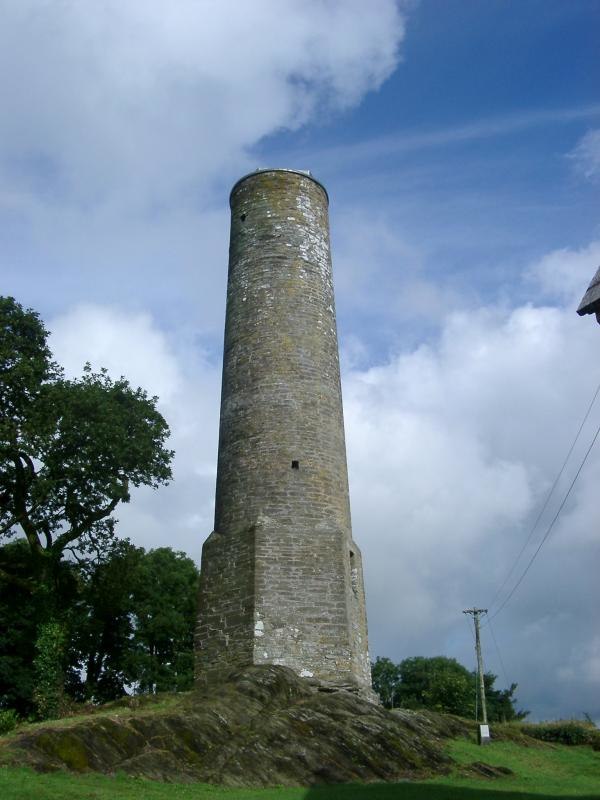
[{"x1": 195, "y1": 169, "x2": 372, "y2": 695}]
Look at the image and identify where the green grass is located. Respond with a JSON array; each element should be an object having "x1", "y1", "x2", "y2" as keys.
[
  {"x1": 0, "y1": 769, "x2": 305, "y2": 800},
  {"x1": 0, "y1": 692, "x2": 189, "y2": 740},
  {"x1": 429, "y1": 738, "x2": 600, "y2": 797},
  {"x1": 1, "y1": 738, "x2": 598, "y2": 800}
]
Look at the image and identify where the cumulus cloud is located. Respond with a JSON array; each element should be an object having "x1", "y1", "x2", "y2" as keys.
[
  {"x1": 49, "y1": 305, "x2": 221, "y2": 553},
  {"x1": 0, "y1": 0, "x2": 404, "y2": 206},
  {"x1": 528, "y1": 240, "x2": 600, "y2": 306},
  {"x1": 51, "y1": 305, "x2": 183, "y2": 401},
  {"x1": 1, "y1": 1, "x2": 406, "y2": 334},
  {"x1": 342, "y1": 246, "x2": 600, "y2": 720}
]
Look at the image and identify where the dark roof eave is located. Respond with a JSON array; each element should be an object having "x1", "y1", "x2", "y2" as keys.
[{"x1": 577, "y1": 265, "x2": 600, "y2": 316}]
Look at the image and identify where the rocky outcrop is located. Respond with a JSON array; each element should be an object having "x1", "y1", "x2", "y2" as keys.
[{"x1": 3, "y1": 666, "x2": 472, "y2": 786}]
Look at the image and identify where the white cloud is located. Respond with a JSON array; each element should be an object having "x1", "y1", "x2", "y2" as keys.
[
  {"x1": 0, "y1": 1, "x2": 404, "y2": 207},
  {"x1": 51, "y1": 305, "x2": 182, "y2": 401},
  {"x1": 341, "y1": 245, "x2": 600, "y2": 719},
  {"x1": 528, "y1": 240, "x2": 600, "y2": 307},
  {"x1": 49, "y1": 305, "x2": 221, "y2": 555},
  {"x1": 1, "y1": 2, "x2": 406, "y2": 340},
  {"x1": 569, "y1": 129, "x2": 600, "y2": 181}
]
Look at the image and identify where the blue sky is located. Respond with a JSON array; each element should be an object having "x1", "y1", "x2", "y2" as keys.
[
  {"x1": 2, "y1": 0, "x2": 599, "y2": 722},
  {"x1": 258, "y1": 0, "x2": 600, "y2": 354}
]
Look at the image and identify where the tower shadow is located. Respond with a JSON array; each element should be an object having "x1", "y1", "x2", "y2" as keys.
[{"x1": 301, "y1": 783, "x2": 600, "y2": 799}]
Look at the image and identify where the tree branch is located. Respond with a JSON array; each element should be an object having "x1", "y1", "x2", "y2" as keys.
[
  {"x1": 17, "y1": 451, "x2": 36, "y2": 481},
  {"x1": 52, "y1": 490, "x2": 124, "y2": 556},
  {"x1": 0, "y1": 512, "x2": 27, "y2": 537},
  {"x1": 0, "y1": 495, "x2": 52, "y2": 538},
  {"x1": 10, "y1": 453, "x2": 44, "y2": 558},
  {"x1": 41, "y1": 522, "x2": 53, "y2": 549},
  {"x1": 64, "y1": 546, "x2": 86, "y2": 566}
]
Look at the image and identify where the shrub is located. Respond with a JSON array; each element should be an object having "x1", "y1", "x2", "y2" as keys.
[
  {"x1": 33, "y1": 622, "x2": 67, "y2": 720},
  {"x1": 0, "y1": 708, "x2": 20, "y2": 734},
  {"x1": 523, "y1": 720, "x2": 600, "y2": 747}
]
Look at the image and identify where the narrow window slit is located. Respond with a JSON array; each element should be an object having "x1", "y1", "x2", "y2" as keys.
[
  {"x1": 240, "y1": 213, "x2": 246, "y2": 222},
  {"x1": 291, "y1": 460, "x2": 299, "y2": 470}
]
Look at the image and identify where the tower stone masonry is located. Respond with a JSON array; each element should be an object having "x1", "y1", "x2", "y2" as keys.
[{"x1": 195, "y1": 168, "x2": 372, "y2": 696}]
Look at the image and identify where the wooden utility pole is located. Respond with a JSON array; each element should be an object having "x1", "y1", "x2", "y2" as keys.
[{"x1": 463, "y1": 607, "x2": 488, "y2": 725}]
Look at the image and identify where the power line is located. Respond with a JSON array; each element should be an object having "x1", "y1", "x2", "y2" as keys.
[
  {"x1": 487, "y1": 616, "x2": 510, "y2": 689},
  {"x1": 488, "y1": 417, "x2": 600, "y2": 623},
  {"x1": 488, "y1": 376, "x2": 600, "y2": 612}
]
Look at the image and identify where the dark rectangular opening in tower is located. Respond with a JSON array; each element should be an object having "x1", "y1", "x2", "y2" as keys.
[{"x1": 291, "y1": 460, "x2": 299, "y2": 470}]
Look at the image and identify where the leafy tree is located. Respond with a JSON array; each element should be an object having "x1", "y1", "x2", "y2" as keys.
[
  {"x1": 0, "y1": 296, "x2": 173, "y2": 717},
  {"x1": 371, "y1": 656, "x2": 401, "y2": 708},
  {"x1": 1, "y1": 540, "x2": 199, "y2": 710},
  {"x1": 0, "y1": 539, "x2": 79, "y2": 715},
  {"x1": 0, "y1": 540, "x2": 37, "y2": 713},
  {"x1": 372, "y1": 654, "x2": 528, "y2": 721},
  {"x1": 68, "y1": 544, "x2": 199, "y2": 701},
  {"x1": 396, "y1": 656, "x2": 474, "y2": 716},
  {"x1": 0, "y1": 296, "x2": 173, "y2": 598},
  {"x1": 127, "y1": 547, "x2": 198, "y2": 694},
  {"x1": 68, "y1": 540, "x2": 144, "y2": 703}
]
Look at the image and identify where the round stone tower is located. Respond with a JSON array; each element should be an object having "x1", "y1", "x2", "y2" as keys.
[{"x1": 196, "y1": 169, "x2": 372, "y2": 695}]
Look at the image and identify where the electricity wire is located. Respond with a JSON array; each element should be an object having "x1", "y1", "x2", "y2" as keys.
[
  {"x1": 487, "y1": 616, "x2": 510, "y2": 689},
  {"x1": 488, "y1": 376, "x2": 600, "y2": 612},
  {"x1": 487, "y1": 417, "x2": 600, "y2": 623}
]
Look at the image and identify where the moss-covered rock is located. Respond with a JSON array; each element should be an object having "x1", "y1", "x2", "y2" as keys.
[{"x1": 1, "y1": 665, "x2": 471, "y2": 786}]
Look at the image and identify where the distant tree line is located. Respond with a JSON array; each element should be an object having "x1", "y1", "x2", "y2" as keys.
[{"x1": 371, "y1": 655, "x2": 528, "y2": 721}]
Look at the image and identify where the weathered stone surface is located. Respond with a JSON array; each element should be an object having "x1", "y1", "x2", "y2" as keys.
[
  {"x1": 196, "y1": 169, "x2": 371, "y2": 696},
  {"x1": 3, "y1": 666, "x2": 466, "y2": 786}
]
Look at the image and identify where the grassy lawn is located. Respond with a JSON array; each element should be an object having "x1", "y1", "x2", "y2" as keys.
[
  {"x1": 0, "y1": 769, "x2": 304, "y2": 800},
  {"x1": 429, "y1": 738, "x2": 600, "y2": 797},
  {"x1": 1, "y1": 738, "x2": 598, "y2": 799}
]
